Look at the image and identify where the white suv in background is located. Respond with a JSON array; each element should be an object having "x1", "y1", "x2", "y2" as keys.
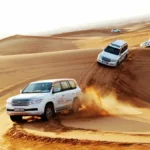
[
  {"x1": 97, "y1": 40, "x2": 129, "y2": 67},
  {"x1": 140, "y1": 39, "x2": 150, "y2": 48},
  {"x1": 6, "y1": 79, "x2": 82, "y2": 122},
  {"x1": 111, "y1": 29, "x2": 120, "y2": 33}
]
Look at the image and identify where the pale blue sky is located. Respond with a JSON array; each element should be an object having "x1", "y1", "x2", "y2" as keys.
[{"x1": 0, "y1": 0, "x2": 149, "y2": 38}]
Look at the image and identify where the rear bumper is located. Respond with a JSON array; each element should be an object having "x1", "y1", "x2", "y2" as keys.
[{"x1": 97, "y1": 59, "x2": 117, "y2": 67}]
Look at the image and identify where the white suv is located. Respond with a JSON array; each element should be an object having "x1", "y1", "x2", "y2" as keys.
[
  {"x1": 97, "y1": 40, "x2": 129, "y2": 67},
  {"x1": 6, "y1": 79, "x2": 82, "y2": 122},
  {"x1": 140, "y1": 39, "x2": 150, "y2": 48},
  {"x1": 111, "y1": 29, "x2": 120, "y2": 33}
]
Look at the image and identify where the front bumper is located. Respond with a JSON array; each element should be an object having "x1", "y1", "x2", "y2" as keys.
[
  {"x1": 97, "y1": 59, "x2": 117, "y2": 67},
  {"x1": 6, "y1": 104, "x2": 44, "y2": 116}
]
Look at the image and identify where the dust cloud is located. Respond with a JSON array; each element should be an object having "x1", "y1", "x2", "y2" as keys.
[{"x1": 81, "y1": 87, "x2": 142, "y2": 116}]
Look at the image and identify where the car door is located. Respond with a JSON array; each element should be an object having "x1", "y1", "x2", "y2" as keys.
[
  {"x1": 52, "y1": 82, "x2": 65, "y2": 112},
  {"x1": 60, "y1": 81, "x2": 72, "y2": 108}
]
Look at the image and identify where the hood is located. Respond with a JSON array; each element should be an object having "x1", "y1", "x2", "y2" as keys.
[
  {"x1": 7, "y1": 93, "x2": 49, "y2": 102},
  {"x1": 99, "y1": 51, "x2": 120, "y2": 60}
]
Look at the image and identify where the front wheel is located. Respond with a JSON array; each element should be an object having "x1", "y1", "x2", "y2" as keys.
[
  {"x1": 125, "y1": 54, "x2": 128, "y2": 59},
  {"x1": 10, "y1": 116, "x2": 22, "y2": 122},
  {"x1": 116, "y1": 61, "x2": 120, "y2": 67},
  {"x1": 41, "y1": 104, "x2": 54, "y2": 121}
]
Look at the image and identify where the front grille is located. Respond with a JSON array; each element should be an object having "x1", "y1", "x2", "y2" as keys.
[
  {"x1": 12, "y1": 99, "x2": 30, "y2": 106},
  {"x1": 102, "y1": 56, "x2": 111, "y2": 62}
]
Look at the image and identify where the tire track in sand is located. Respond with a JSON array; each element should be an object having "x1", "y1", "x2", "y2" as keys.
[
  {"x1": 79, "y1": 62, "x2": 101, "y2": 88},
  {"x1": 76, "y1": 58, "x2": 150, "y2": 143}
]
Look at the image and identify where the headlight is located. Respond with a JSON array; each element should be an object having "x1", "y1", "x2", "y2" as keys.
[
  {"x1": 6, "y1": 98, "x2": 12, "y2": 105},
  {"x1": 98, "y1": 54, "x2": 102, "y2": 59},
  {"x1": 7, "y1": 101, "x2": 12, "y2": 105},
  {"x1": 29, "y1": 98, "x2": 43, "y2": 105}
]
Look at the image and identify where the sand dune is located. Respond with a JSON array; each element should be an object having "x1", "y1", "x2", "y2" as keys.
[
  {"x1": 0, "y1": 21, "x2": 150, "y2": 150},
  {"x1": 0, "y1": 35, "x2": 77, "y2": 55}
]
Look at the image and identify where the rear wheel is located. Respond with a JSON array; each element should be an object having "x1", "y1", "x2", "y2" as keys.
[
  {"x1": 10, "y1": 116, "x2": 22, "y2": 122},
  {"x1": 41, "y1": 104, "x2": 54, "y2": 121},
  {"x1": 72, "y1": 98, "x2": 81, "y2": 113}
]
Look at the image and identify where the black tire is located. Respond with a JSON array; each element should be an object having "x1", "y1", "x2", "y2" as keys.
[
  {"x1": 116, "y1": 61, "x2": 120, "y2": 67},
  {"x1": 125, "y1": 54, "x2": 128, "y2": 59},
  {"x1": 10, "y1": 116, "x2": 22, "y2": 122},
  {"x1": 41, "y1": 104, "x2": 54, "y2": 121},
  {"x1": 72, "y1": 98, "x2": 81, "y2": 113}
]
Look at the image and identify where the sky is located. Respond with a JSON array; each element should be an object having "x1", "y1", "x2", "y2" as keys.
[{"x1": 0, "y1": 0, "x2": 150, "y2": 38}]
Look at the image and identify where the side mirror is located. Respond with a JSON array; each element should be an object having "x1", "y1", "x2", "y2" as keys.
[
  {"x1": 20, "y1": 90, "x2": 22, "y2": 94},
  {"x1": 53, "y1": 88, "x2": 61, "y2": 93}
]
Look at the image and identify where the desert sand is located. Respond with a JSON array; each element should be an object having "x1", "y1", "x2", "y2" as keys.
[{"x1": 0, "y1": 21, "x2": 150, "y2": 150}]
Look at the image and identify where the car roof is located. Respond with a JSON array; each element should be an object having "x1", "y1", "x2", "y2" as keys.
[
  {"x1": 109, "y1": 40, "x2": 127, "y2": 49},
  {"x1": 31, "y1": 78, "x2": 76, "y2": 84}
]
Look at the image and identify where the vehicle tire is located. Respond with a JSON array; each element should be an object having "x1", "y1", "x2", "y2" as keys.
[
  {"x1": 41, "y1": 104, "x2": 54, "y2": 121},
  {"x1": 72, "y1": 98, "x2": 81, "y2": 113},
  {"x1": 10, "y1": 116, "x2": 22, "y2": 122},
  {"x1": 116, "y1": 61, "x2": 120, "y2": 67},
  {"x1": 125, "y1": 54, "x2": 128, "y2": 59}
]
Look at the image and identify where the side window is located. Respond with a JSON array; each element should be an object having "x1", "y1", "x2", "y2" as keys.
[
  {"x1": 121, "y1": 45, "x2": 128, "y2": 53},
  {"x1": 68, "y1": 80, "x2": 77, "y2": 89},
  {"x1": 53, "y1": 82, "x2": 62, "y2": 93},
  {"x1": 121, "y1": 47, "x2": 124, "y2": 53},
  {"x1": 124, "y1": 45, "x2": 128, "y2": 51},
  {"x1": 61, "y1": 81, "x2": 70, "y2": 90}
]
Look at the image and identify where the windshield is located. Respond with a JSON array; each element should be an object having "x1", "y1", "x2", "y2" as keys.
[
  {"x1": 22, "y1": 82, "x2": 52, "y2": 93},
  {"x1": 104, "y1": 46, "x2": 120, "y2": 55}
]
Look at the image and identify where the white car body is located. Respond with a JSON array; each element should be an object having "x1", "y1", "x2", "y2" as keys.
[
  {"x1": 111, "y1": 29, "x2": 120, "y2": 33},
  {"x1": 97, "y1": 40, "x2": 129, "y2": 67},
  {"x1": 140, "y1": 39, "x2": 150, "y2": 48},
  {"x1": 6, "y1": 79, "x2": 81, "y2": 121}
]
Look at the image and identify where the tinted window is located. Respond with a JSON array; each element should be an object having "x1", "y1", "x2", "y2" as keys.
[
  {"x1": 61, "y1": 81, "x2": 70, "y2": 90},
  {"x1": 121, "y1": 45, "x2": 128, "y2": 53},
  {"x1": 22, "y1": 82, "x2": 52, "y2": 93},
  {"x1": 104, "y1": 46, "x2": 120, "y2": 55},
  {"x1": 53, "y1": 82, "x2": 62, "y2": 91},
  {"x1": 68, "y1": 80, "x2": 76, "y2": 89}
]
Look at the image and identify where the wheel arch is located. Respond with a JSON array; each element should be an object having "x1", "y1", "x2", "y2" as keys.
[
  {"x1": 73, "y1": 97, "x2": 81, "y2": 107},
  {"x1": 44, "y1": 101, "x2": 55, "y2": 112}
]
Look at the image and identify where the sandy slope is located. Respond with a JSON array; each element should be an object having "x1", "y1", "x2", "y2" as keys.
[
  {"x1": 0, "y1": 21, "x2": 150, "y2": 149},
  {"x1": 0, "y1": 35, "x2": 77, "y2": 55}
]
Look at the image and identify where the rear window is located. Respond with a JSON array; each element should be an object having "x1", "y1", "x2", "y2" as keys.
[
  {"x1": 68, "y1": 80, "x2": 77, "y2": 89},
  {"x1": 104, "y1": 46, "x2": 120, "y2": 55},
  {"x1": 61, "y1": 81, "x2": 70, "y2": 90}
]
